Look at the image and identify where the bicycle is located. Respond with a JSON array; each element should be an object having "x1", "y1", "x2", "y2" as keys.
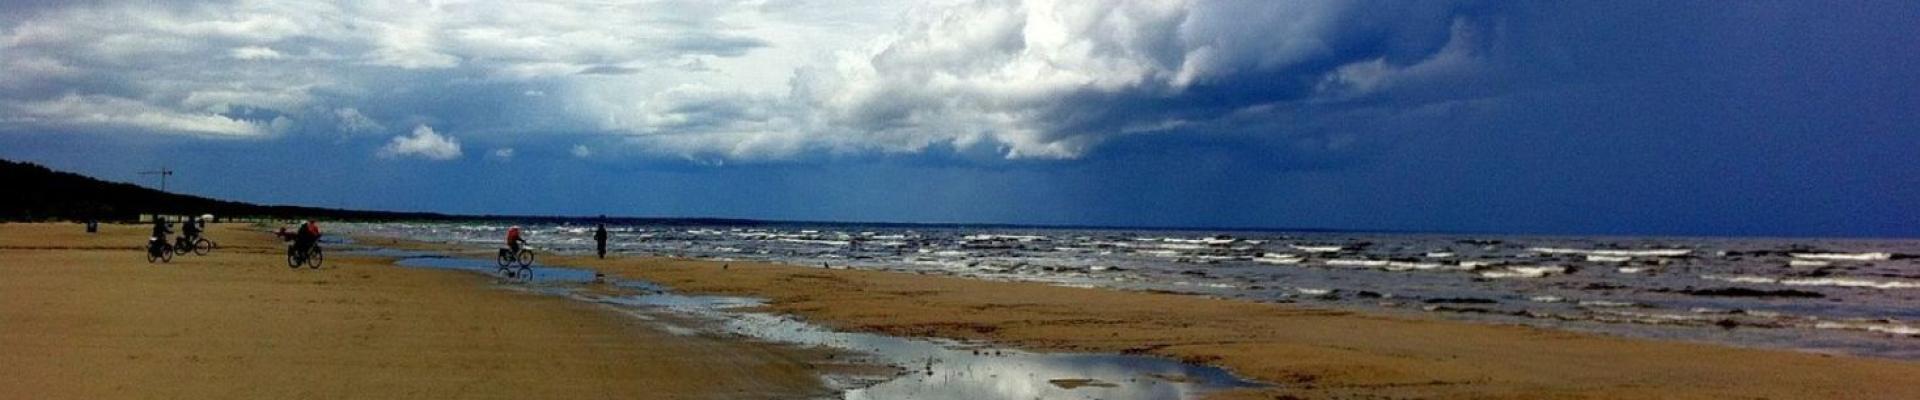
[
  {"x1": 497, "y1": 247, "x2": 534, "y2": 281},
  {"x1": 174, "y1": 236, "x2": 215, "y2": 256},
  {"x1": 287, "y1": 244, "x2": 324, "y2": 269},
  {"x1": 146, "y1": 237, "x2": 173, "y2": 263}
]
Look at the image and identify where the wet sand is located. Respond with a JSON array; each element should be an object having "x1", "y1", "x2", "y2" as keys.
[
  {"x1": 507, "y1": 251, "x2": 1920, "y2": 400},
  {"x1": 0, "y1": 223, "x2": 829, "y2": 399}
]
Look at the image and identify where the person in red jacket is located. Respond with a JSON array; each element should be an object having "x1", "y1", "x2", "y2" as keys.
[
  {"x1": 505, "y1": 226, "x2": 526, "y2": 254},
  {"x1": 290, "y1": 220, "x2": 320, "y2": 255}
]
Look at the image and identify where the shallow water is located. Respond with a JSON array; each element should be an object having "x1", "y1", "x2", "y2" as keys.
[
  {"x1": 368, "y1": 248, "x2": 1263, "y2": 399},
  {"x1": 338, "y1": 222, "x2": 1920, "y2": 359},
  {"x1": 587, "y1": 289, "x2": 1261, "y2": 399},
  {"x1": 391, "y1": 255, "x2": 599, "y2": 283}
]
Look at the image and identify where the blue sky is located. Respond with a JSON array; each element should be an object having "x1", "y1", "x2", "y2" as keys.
[{"x1": 2, "y1": 1, "x2": 1916, "y2": 237}]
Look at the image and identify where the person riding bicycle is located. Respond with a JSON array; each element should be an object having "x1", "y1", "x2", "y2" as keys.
[
  {"x1": 505, "y1": 226, "x2": 527, "y2": 255},
  {"x1": 150, "y1": 215, "x2": 172, "y2": 247},
  {"x1": 291, "y1": 220, "x2": 321, "y2": 255},
  {"x1": 181, "y1": 216, "x2": 202, "y2": 245}
]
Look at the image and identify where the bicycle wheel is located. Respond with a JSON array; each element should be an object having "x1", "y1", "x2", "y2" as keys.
[
  {"x1": 517, "y1": 249, "x2": 535, "y2": 267},
  {"x1": 308, "y1": 247, "x2": 324, "y2": 269},
  {"x1": 193, "y1": 238, "x2": 212, "y2": 256},
  {"x1": 288, "y1": 248, "x2": 301, "y2": 268},
  {"x1": 147, "y1": 246, "x2": 159, "y2": 263},
  {"x1": 160, "y1": 247, "x2": 173, "y2": 263},
  {"x1": 497, "y1": 250, "x2": 512, "y2": 268},
  {"x1": 174, "y1": 238, "x2": 191, "y2": 255}
]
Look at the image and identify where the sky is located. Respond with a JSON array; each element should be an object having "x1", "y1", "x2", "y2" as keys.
[{"x1": 2, "y1": 0, "x2": 1916, "y2": 237}]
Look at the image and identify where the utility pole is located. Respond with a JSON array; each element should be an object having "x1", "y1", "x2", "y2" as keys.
[{"x1": 140, "y1": 167, "x2": 174, "y2": 192}]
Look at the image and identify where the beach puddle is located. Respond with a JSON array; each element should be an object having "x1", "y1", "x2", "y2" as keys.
[
  {"x1": 391, "y1": 256, "x2": 599, "y2": 283},
  {"x1": 583, "y1": 289, "x2": 1263, "y2": 399},
  {"x1": 372, "y1": 250, "x2": 1260, "y2": 398},
  {"x1": 338, "y1": 248, "x2": 442, "y2": 258}
]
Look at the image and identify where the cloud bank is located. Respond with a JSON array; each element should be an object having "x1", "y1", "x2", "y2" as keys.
[{"x1": 1, "y1": 0, "x2": 1507, "y2": 162}]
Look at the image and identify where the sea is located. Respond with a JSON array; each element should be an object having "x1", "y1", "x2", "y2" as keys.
[{"x1": 333, "y1": 221, "x2": 1920, "y2": 360}]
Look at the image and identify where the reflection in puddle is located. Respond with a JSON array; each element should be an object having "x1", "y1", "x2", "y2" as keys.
[
  {"x1": 391, "y1": 256, "x2": 599, "y2": 283},
  {"x1": 586, "y1": 290, "x2": 1263, "y2": 399},
  {"x1": 338, "y1": 248, "x2": 442, "y2": 259}
]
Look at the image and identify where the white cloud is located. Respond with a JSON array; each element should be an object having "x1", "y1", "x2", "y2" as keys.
[
  {"x1": 583, "y1": 0, "x2": 1489, "y2": 161},
  {"x1": 570, "y1": 144, "x2": 592, "y2": 158},
  {"x1": 0, "y1": 0, "x2": 1490, "y2": 163},
  {"x1": 778, "y1": 0, "x2": 1488, "y2": 159},
  {"x1": 230, "y1": 46, "x2": 285, "y2": 60},
  {"x1": 332, "y1": 107, "x2": 385, "y2": 134},
  {"x1": 2, "y1": 94, "x2": 267, "y2": 137},
  {"x1": 491, "y1": 147, "x2": 515, "y2": 160},
  {"x1": 378, "y1": 124, "x2": 463, "y2": 160},
  {"x1": 0, "y1": 0, "x2": 866, "y2": 140}
]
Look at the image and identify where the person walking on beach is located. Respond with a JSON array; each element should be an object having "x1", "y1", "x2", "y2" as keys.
[{"x1": 594, "y1": 223, "x2": 609, "y2": 259}]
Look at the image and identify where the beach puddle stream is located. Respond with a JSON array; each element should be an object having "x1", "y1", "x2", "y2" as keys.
[
  {"x1": 588, "y1": 285, "x2": 1262, "y2": 399},
  {"x1": 378, "y1": 252, "x2": 1261, "y2": 399}
]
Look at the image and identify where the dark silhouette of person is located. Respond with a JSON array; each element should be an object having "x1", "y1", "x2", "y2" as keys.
[
  {"x1": 148, "y1": 215, "x2": 172, "y2": 255},
  {"x1": 182, "y1": 216, "x2": 202, "y2": 244},
  {"x1": 292, "y1": 220, "x2": 320, "y2": 256},
  {"x1": 150, "y1": 215, "x2": 172, "y2": 242},
  {"x1": 594, "y1": 223, "x2": 609, "y2": 259}
]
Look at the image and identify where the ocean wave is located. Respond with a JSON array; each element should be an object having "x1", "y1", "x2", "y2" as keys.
[
  {"x1": 1703, "y1": 275, "x2": 1920, "y2": 289},
  {"x1": 1813, "y1": 320, "x2": 1920, "y2": 336},
  {"x1": 1325, "y1": 259, "x2": 1389, "y2": 268},
  {"x1": 1290, "y1": 245, "x2": 1344, "y2": 253},
  {"x1": 1790, "y1": 252, "x2": 1892, "y2": 261},
  {"x1": 1585, "y1": 254, "x2": 1632, "y2": 263},
  {"x1": 1480, "y1": 265, "x2": 1566, "y2": 279},
  {"x1": 1253, "y1": 253, "x2": 1302, "y2": 265},
  {"x1": 1787, "y1": 259, "x2": 1831, "y2": 267},
  {"x1": 1530, "y1": 247, "x2": 1691, "y2": 257}
]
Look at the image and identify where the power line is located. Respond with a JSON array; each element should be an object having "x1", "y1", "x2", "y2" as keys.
[{"x1": 139, "y1": 167, "x2": 173, "y2": 192}]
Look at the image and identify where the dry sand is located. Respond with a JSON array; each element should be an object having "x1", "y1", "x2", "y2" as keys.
[
  {"x1": 0, "y1": 223, "x2": 830, "y2": 399},
  {"x1": 523, "y1": 252, "x2": 1920, "y2": 400}
]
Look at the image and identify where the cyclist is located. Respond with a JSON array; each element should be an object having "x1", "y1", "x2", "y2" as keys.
[
  {"x1": 181, "y1": 216, "x2": 202, "y2": 245},
  {"x1": 291, "y1": 220, "x2": 321, "y2": 256},
  {"x1": 149, "y1": 215, "x2": 172, "y2": 249},
  {"x1": 505, "y1": 225, "x2": 527, "y2": 256}
]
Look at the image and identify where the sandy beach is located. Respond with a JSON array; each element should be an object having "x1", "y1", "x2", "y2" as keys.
[
  {"x1": 515, "y1": 252, "x2": 1920, "y2": 399},
  {"x1": 0, "y1": 223, "x2": 830, "y2": 399},
  {"x1": 10, "y1": 222, "x2": 1920, "y2": 400}
]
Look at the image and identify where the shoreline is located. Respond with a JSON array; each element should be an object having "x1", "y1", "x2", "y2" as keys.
[{"x1": 355, "y1": 232, "x2": 1920, "y2": 399}]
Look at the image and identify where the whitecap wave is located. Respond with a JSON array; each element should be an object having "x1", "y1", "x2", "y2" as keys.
[
  {"x1": 1480, "y1": 265, "x2": 1566, "y2": 279},
  {"x1": 1790, "y1": 252, "x2": 1892, "y2": 261},
  {"x1": 1530, "y1": 247, "x2": 1691, "y2": 257},
  {"x1": 1703, "y1": 275, "x2": 1920, "y2": 289},
  {"x1": 1290, "y1": 245, "x2": 1344, "y2": 253}
]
